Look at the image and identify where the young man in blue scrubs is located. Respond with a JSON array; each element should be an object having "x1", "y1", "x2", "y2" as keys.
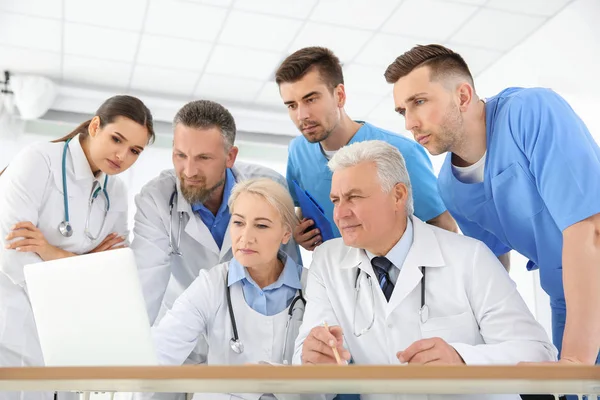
[
  {"x1": 384, "y1": 44, "x2": 600, "y2": 366},
  {"x1": 275, "y1": 46, "x2": 457, "y2": 251}
]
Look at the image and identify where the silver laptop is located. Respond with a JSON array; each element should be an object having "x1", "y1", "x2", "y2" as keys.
[{"x1": 24, "y1": 248, "x2": 158, "y2": 366}]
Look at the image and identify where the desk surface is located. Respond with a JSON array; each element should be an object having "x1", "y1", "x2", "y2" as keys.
[{"x1": 1, "y1": 366, "x2": 600, "y2": 394}]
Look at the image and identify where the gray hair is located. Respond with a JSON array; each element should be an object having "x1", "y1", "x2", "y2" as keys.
[
  {"x1": 173, "y1": 100, "x2": 236, "y2": 150},
  {"x1": 328, "y1": 140, "x2": 414, "y2": 215},
  {"x1": 228, "y1": 178, "x2": 299, "y2": 233}
]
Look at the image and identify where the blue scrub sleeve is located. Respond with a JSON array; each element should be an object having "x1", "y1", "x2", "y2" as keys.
[
  {"x1": 403, "y1": 144, "x2": 447, "y2": 221},
  {"x1": 452, "y1": 211, "x2": 511, "y2": 257},
  {"x1": 285, "y1": 153, "x2": 300, "y2": 207},
  {"x1": 508, "y1": 89, "x2": 600, "y2": 231}
]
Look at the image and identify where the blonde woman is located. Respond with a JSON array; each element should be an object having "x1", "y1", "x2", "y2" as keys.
[{"x1": 152, "y1": 178, "x2": 320, "y2": 400}]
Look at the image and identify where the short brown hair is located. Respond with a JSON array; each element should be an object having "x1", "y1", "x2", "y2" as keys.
[
  {"x1": 275, "y1": 46, "x2": 343, "y2": 90},
  {"x1": 384, "y1": 44, "x2": 474, "y2": 87},
  {"x1": 173, "y1": 100, "x2": 236, "y2": 149}
]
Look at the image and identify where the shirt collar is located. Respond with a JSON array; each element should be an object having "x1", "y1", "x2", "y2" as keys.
[
  {"x1": 68, "y1": 134, "x2": 97, "y2": 182},
  {"x1": 227, "y1": 251, "x2": 302, "y2": 291},
  {"x1": 366, "y1": 217, "x2": 414, "y2": 270},
  {"x1": 191, "y1": 168, "x2": 235, "y2": 214},
  {"x1": 347, "y1": 121, "x2": 370, "y2": 145}
]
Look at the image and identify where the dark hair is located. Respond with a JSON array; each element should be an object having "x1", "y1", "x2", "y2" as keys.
[
  {"x1": 275, "y1": 46, "x2": 344, "y2": 90},
  {"x1": 173, "y1": 100, "x2": 236, "y2": 149},
  {"x1": 52, "y1": 95, "x2": 155, "y2": 144},
  {"x1": 0, "y1": 95, "x2": 154, "y2": 176},
  {"x1": 384, "y1": 44, "x2": 474, "y2": 87}
]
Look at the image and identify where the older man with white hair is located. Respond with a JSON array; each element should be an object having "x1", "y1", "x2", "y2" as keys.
[{"x1": 293, "y1": 140, "x2": 556, "y2": 400}]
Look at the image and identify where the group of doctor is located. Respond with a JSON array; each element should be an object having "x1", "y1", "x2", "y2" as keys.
[{"x1": 0, "y1": 42, "x2": 598, "y2": 400}]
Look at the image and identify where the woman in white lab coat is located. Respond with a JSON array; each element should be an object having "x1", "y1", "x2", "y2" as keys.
[
  {"x1": 0, "y1": 95, "x2": 155, "y2": 400},
  {"x1": 152, "y1": 178, "x2": 316, "y2": 400}
]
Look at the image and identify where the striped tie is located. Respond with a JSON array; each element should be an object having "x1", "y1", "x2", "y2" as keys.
[{"x1": 371, "y1": 256, "x2": 394, "y2": 301}]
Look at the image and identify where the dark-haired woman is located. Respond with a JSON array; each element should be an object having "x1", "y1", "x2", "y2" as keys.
[{"x1": 0, "y1": 95, "x2": 154, "y2": 400}]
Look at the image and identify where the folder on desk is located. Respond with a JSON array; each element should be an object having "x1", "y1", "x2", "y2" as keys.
[{"x1": 291, "y1": 180, "x2": 335, "y2": 242}]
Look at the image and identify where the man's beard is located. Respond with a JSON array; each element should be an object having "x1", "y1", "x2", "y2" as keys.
[
  {"x1": 415, "y1": 104, "x2": 464, "y2": 155},
  {"x1": 299, "y1": 120, "x2": 334, "y2": 144},
  {"x1": 180, "y1": 176, "x2": 226, "y2": 205}
]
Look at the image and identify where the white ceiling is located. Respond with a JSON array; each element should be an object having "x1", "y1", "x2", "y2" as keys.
[{"x1": 0, "y1": 0, "x2": 575, "y2": 136}]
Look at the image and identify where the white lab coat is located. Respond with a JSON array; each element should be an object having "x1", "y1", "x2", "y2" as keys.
[
  {"x1": 0, "y1": 136, "x2": 129, "y2": 400},
  {"x1": 151, "y1": 259, "x2": 320, "y2": 400},
  {"x1": 294, "y1": 217, "x2": 557, "y2": 400},
  {"x1": 130, "y1": 163, "x2": 301, "y2": 328}
]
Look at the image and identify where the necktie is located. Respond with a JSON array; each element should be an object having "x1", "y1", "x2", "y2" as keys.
[{"x1": 371, "y1": 256, "x2": 394, "y2": 301}]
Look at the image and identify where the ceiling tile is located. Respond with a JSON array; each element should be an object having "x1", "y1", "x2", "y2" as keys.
[
  {"x1": 137, "y1": 35, "x2": 211, "y2": 70},
  {"x1": 63, "y1": 55, "x2": 131, "y2": 88},
  {"x1": 195, "y1": 74, "x2": 263, "y2": 102},
  {"x1": 343, "y1": 64, "x2": 391, "y2": 95},
  {"x1": 130, "y1": 65, "x2": 199, "y2": 96},
  {"x1": 235, "y1": 0, "x2": 317, "y2": 19},
  {"x1": 64, "y1": 0, "x2": 147, "y2": 31},
  {"x1": 254, "y1": 82, "x2": 285, "y2": 107},
  {"x1": 382, "y1": 0, "x2": 479, "y2": 41},
  {"x1": 444, "y1": 44, "x2": 503, "y2": 75},
  {"x1": 446, "y1": 0, "x2": 487, "y2": 5},
  {"x1": 354, "y1": 33, "x2": 420, "y2": 68},
  {"x1": 310, "y1": 0, "x2": 399, "y2": 30},
  {"x1": 0, "y1": 45, "x2": 61, "y2": 79},
  {"x1": 145, "y1": 0, "x2": 227, "y2": 41},
  {"x1": 205, "y1": 45, "x2": 282, "y2": 80},
  {"x1": 486, "y1": 0, "x2": 571, "y2": 17},
  {"x1": 288, "y1": 22, "x2": 372, "y2": 63},
  {"x1": 0, "y1": 12, "x2": 61, "y2": 52},
  {"x1": 450, "y1": 9, "x2": 546, "y2": 51},
  {"x1": 344, "y1": 93, "x2": 385, "y2": 120},
  {"x1": 64, "y1": 23, "x2": 139, "y2": 62},
  {"x1": 219, "y1": 10, "x2": 302, "y2": 52},
  {"x1": 184, "y1": 0, "x2": 232, "y2": 7},
  {"x1": 0, "y1": 0, "x2": 62, "y2": 19}
]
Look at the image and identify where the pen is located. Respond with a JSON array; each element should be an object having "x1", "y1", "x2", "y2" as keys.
[{"x1": 323, "y1": 321, "x2": 342, "y2": 365}]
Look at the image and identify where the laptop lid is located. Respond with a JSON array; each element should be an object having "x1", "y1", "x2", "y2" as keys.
[{"x1": 24, "y1": 248, "x2": 157, "y2": 366}]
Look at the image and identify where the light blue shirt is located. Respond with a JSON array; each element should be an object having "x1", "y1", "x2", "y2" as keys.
[
  {"x1": 227, "y1": 253, "x2": 302, "y2": 316},
  {"x1": 366, "y1": 217, "x2": 414, "y2": 285},
  {"x1": 191, "y1": 168, "x2": 235, "y2": 249},
  {"x1": 286, "y1": 121, "x2": 446, "y2": 239}
]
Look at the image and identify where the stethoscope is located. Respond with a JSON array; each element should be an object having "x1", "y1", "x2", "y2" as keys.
[
  {"x1": 168, "y1": 189, "x2": 183, "y2": 256},
  {"x1": 57, "y1": 138, "x2": 110, "y2": 240},
  {"x1": 352, "y1": 266, "x2": 428, "y2": 338},
  {"x1": 226, "y1": 271, "x2": 306, "y2": 363}
]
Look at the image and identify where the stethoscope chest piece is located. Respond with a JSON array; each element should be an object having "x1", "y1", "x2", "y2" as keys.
[
  {"x1": 58, "y1": 220, "x2": 73, "y2": 238},
  {"x1": 230, "y1": 338, "x2": 244, "y2": 354}
]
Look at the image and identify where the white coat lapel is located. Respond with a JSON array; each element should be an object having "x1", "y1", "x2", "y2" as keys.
[
  {"x1": 339, "y1": 245, "x2": 375, "y2": 278},
  {"x1": 386, "y1": 218, "x2": 446, "y2": 314},
  {"x1": 217, "y1": 167, "x2": 244, "y2": 260},
  {"x1": 219, "y1": 222, "x2": 233, "y2": 261}
]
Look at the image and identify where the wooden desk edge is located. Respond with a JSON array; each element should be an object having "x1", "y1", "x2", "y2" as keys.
[{"x1": 1, "y1": 365, "x2": 599, "y2": 381}]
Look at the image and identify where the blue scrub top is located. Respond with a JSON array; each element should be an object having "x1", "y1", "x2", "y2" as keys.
[
  {"x1": 286, "y1": 121, "x2": 447, "y2": 238},
  {"x1": 438, "y1": 87, "x2": 600, "y2": 304}
]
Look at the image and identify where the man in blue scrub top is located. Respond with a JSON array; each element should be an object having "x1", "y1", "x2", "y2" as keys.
[
  {"x1": 384, "y1": 44, "x2": 600, "y2": 366},
  {"x1": 275, "y1": 46, "x2": 457, "y2": 252}
]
